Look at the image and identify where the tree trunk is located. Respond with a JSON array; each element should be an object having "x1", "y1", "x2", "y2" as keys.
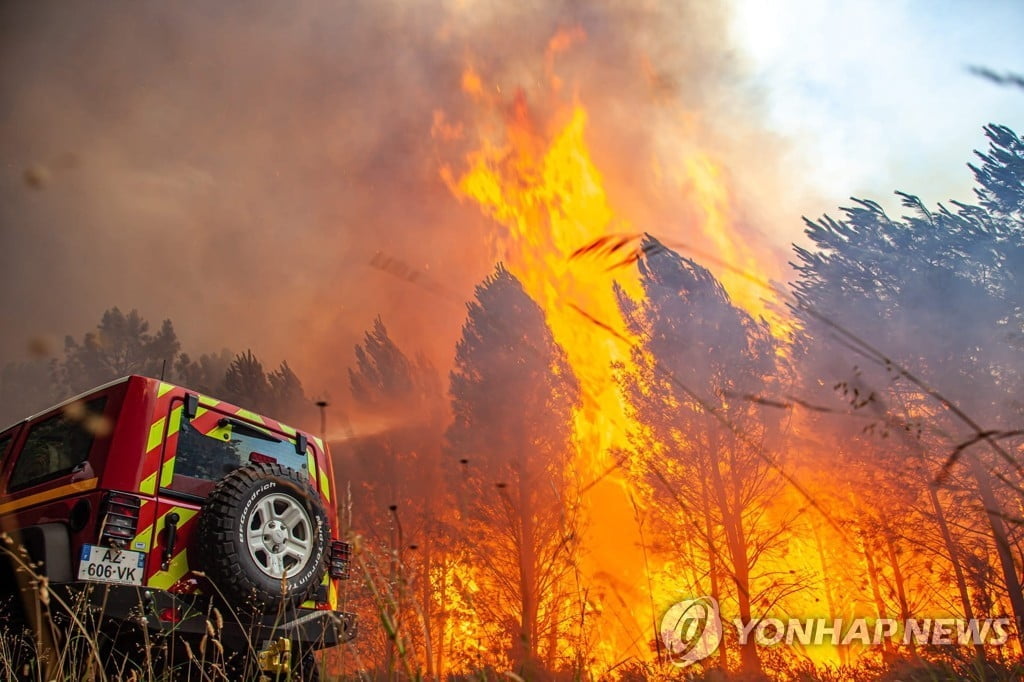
[
  {"x1": 969, "y1": 453, "x2": 1024, "y2": 650},
  {"x1": 882, "y1": 526, "x2": 912, "y2": 655},
  {"x1": 927, "y1": 484, "x2": 985, "y2": 665},
  {"x1": 517, "y1": 444, "x2": 539, "y2": 669},
  {"x1": 862, "y1": 537, "x2": 894, "y2": 660},
  {"x1": 707, "y1": 442, "x2": 760, "y2": 674},
  {"x1": 700, "y1": 465, "x2": 729, "y2": 670},
  {"x1": 435, "y1": 557, "x2": 448, "y2": 680},
  {"x1": 422, "y1": 534, "x2": 435, "y2": 678},
  {"x1": 813, "y1": 522, "x2": 847, "y2": 666}
]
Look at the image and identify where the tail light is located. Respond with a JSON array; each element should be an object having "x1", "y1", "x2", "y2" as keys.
[
  {"x1": 329, "y1": 540, "x2": 351, "y2": 579},
  {"x1": 99, "y1": 492, "x2": 141, "y2": 548}
]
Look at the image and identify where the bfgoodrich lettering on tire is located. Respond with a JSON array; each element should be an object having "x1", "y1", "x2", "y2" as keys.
[{"x1": 197, "y1": 462, "x2": 329, "y2": 610}]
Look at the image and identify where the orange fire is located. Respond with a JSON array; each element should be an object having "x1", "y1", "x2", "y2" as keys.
[
  {"x1": 411, "y1": 23, "x2": 1021, "y2": 681},
  {"x1": 436, "y1": 27, "x2": 799, "y2": 675}
]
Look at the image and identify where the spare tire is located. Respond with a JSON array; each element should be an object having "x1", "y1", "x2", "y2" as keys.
[{"x1": 197, "y1": 462, "x2": 330, "y2": 610}]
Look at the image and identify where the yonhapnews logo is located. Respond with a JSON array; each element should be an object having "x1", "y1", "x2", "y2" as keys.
[
  {"x1": 659, "y1": 596, "x2": 723, "y2": 667},
  {"x1": 660, "y1": 596, "x2": 1011, "y2": 665}
]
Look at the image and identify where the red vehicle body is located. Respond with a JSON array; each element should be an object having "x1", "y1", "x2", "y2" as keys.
[{"x1": 0, "y1": 375, "x2": 354, "y2": 677}]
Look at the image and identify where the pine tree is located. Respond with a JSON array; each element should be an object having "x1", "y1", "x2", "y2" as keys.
[
  {"x1": 62, "y1": 307, "x2": 181, "y2": 391},
  {"x1": 616, "y1": 236, "x2": 787, "y2": 674},
  {"x1": 220, "y1": 349, "x2": 271, "y2": 412},
  {"x1": 790, "y1": 124, "x2": 1024, "y2": 648},
  {"x1": 446, "y1": 264, "x2": 580, "y2": 672},
  {"x1": 174, "y1": 349, "x2": 234, "y2": 395},
  {"x1": 344, "y1": 316, "x2": 447, "y2": 676}
]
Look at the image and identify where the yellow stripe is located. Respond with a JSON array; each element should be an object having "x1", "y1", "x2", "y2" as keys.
[
  {"x1": 152, "y1": 405, "x2": 185, "y2": 488},
  {"x1": 157, "y1": 382, "x2": 175, "y2": 397},
  {"x1": 168, "y1": 405, "x2": 183, "y2": 437},
  {"x1": 139, "y1": 471, "x2": 157, "y2": 495},
  {"x1": 205, "y1": 423, "x2": 232, "y2": 441},
  {"x1": 329, "y1": 580, "x2": 338, "y2": 609},
  {"x1": 146, "y1": 507, "x2": 199, "y2": 590},
  {"x1": 234, "y1": 408, "x2": 265, "y2": 425},
  {"x1": 147, "y1": 418, "x2": 166, "y2": 453},
  {"x1": 312, "y1": 436, "x2": 324, "y2": 452},
  {"x1": 158, "y1": 456, "x2": 175, "y2": 488},
  {"x1": 157, "y1": 506, "x2": 197, "y2": 528},
  {"x1": 301, "y1": 573, "x2": 334, "y2": 609},
  {"x1": 131, "y1": 500, "x2": 153, "y2": 551},
  {"x1": 0, "y1": 480, "x2": 98, "y2": 515},
  {"x1": 147, "y1": 548, "x2": 189, "y2": 590},
  {"x1": 306, "y1": 449, "x2": 318, "y2": 486},
  {"x1": 318, "y1": 470, "x2": 331, "y2": 503}
]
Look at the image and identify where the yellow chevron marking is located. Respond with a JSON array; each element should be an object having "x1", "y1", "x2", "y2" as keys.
[
  {"x1": 157, "y1": 382, "x2": 175, "y2": 398},
  {"x1": 157, "y1": 506, "x2": 197, "y2": 527},
  {"x1": 0, "y1": 480, "x2": 98, "y2": 515},
  {"x1": 306, "y1": 449, "x2": 318, "y2": 486},
  {"x1": 147, "y1": 418, "x2": 166, "y2": 454},
  {"x1": 131, "y1": 500, "x2": 154, "y2": 551},
  {"x1": 206, "y1": 422, "x2": 232, "y2": 441},
  {"x1": 139, "y1": 471, "x2": 157, "y2": 495},
  {"x1": 147, "y1": 507, "x2": 199, "y2": 590},
  {"x1": 158, "y1": 456, "x2": 175, "y2": 488},
  {"x1": 156, "y1": 406, "x2": 184, "y2": 488},
  {"x1": 312, "y1": 436, "x2": 324, "y2": 452},
  {"x1": 329, "y1": 580, "x2": 338, "y2": 610},
  {"x1": 279, "y1": 423, "x2": 297, "y2": 437},
  {"x1": 318, "y1": 470, "x2": 331, "y2": 503},
  {"x1": 301, "y1": 571, "x2": 334, "y2": 609},
  {"x1": 234, "y1": 408, "x2": 265, "y2": 425},
  {"x1": 168, "y1": 405, "x2": 183, "y2": 437},
  {"x1": 147, "y1": 547, "x2": 189, "y2": 590}
]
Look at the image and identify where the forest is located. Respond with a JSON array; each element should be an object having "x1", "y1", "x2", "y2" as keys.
[{"x1": 1, "y1": 123, "x2": 1022, "y2": 681}]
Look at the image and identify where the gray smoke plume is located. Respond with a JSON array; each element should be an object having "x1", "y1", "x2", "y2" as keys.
[{"x1": 0, "y1": 0, "x2": 789, "y2": 396}]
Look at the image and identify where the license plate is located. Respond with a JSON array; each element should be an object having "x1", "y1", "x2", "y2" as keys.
[{"x1": 77, "y1": 544, "x2": 146, "y2": 586}]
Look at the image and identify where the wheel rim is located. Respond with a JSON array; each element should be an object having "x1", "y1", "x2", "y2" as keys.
[{"x1": 244, "y1": 493, "x2": 314, "y2": 579}]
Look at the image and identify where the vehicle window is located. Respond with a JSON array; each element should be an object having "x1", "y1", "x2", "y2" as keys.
[
  {"x1": 8, "y1": 398, "x2": 107, "y2": 491},
  {"x1": 0, "y1": 433, "x2": 13, "y2": 468},
  {"x1": 172, "y1": 411, "x2": 307, "y2": 492}
]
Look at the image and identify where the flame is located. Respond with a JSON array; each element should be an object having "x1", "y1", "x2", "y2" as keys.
[
  {"x1": 676, "y1": 154, "x2": 766, "y2": 318},
  {"x1": 442, "y1": 89, "x2": 653, "y2": 670},
  {"x1": 446, "y1": 95, "x2": 640, "y2": 473},
  {"x1": 437, "y1": 29, "x2": 795, "y2": 674}
]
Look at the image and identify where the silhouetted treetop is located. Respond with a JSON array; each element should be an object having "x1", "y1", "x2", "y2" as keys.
[{"x1": 971, "y1": 124, "x2": 1024, "y2": 218}]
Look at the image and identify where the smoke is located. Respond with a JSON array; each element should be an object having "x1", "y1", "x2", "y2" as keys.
[{"x1": 0, "y1": 0, "x2": 796, "y2": 398}]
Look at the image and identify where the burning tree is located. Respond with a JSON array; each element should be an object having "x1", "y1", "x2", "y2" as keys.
[
  {"x1": 446, "y1": 264, "x2": 582, "y2": 675},
  {"x1": 616, "y1": 237, "x2": 796, "y2": 674},
  {"x1": 790, "y1": 125, "x2": 1024, "y2": 650}
]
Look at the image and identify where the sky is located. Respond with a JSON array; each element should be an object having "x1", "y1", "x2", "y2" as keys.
[{"x1": 729, "y1": 0, "x2": 1024, "y2": 218}]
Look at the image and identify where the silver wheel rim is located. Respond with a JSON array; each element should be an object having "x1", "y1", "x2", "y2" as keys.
[{"x1": 244, "y1": 493, "x2": 314, "y2": 579}]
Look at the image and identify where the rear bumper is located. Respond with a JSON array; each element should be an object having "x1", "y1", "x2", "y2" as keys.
[{"x1": 61, "y1": 582, "x2": 356, "y2": 649}]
